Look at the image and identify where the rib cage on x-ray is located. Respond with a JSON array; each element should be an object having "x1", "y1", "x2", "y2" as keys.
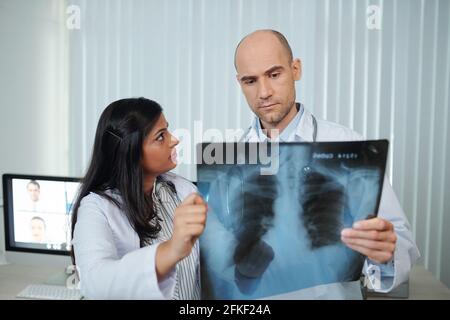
[{"x1": 227, "y1": 165, "x2": 349, "y2": 262}]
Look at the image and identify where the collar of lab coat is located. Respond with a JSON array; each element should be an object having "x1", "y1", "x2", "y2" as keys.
[{"x1": 244, "y1": 103, "x2": 316, "y2": 142}]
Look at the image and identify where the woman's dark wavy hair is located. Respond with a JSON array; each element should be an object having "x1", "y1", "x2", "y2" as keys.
[{"x1": 70, "y1": 97, "x2": 163, "y2": 264}]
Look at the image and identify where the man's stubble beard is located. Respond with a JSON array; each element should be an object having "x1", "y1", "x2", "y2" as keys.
[{"x1": 257, "y1": 100, "x2": 295, "y2": 127}]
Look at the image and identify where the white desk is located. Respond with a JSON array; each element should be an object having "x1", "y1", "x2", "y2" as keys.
[
  {"x1": 0, "y1": 263, "x2": 64, "y2": 300},
  {"x1": 0, "y1": 263, "x2": 449, "y2": 300}
]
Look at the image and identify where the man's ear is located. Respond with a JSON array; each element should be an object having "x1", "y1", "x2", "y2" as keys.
[{"x1": 292, "y1": 58, "x2": 302, "y2": 81}]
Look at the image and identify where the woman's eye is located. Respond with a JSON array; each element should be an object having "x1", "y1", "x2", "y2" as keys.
[{"x1": 156, "y1": 133, "x2": 165, "y2": 141}]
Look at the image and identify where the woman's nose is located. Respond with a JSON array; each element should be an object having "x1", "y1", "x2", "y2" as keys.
[{"x1": 169, "y1": 133, "x2": 180, "y2": 147}]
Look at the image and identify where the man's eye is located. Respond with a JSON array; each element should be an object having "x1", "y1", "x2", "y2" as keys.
[
  {"x1": 243, "y1": 79, "x2": 255, "y2": 85},
  {"x1": 270, "y1": 72, "x2": 280, "y2": 79}
]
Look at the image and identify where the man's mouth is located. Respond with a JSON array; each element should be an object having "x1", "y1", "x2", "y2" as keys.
[{"x1": 259, "y1": 103, "x2": 278, "y2": 109}]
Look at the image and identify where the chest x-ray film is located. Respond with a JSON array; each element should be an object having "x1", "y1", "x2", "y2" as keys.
[{"x1": 196, "y1": 140, "x2": 388, "y2": 299}]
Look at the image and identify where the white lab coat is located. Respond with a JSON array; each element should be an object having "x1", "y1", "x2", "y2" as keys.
[
  {"x1": 72, "y1": 172, "x2": 197, "y2": 299},
  {"x1": 240, "y1": 106, "x2": 420, "y2": 294}
]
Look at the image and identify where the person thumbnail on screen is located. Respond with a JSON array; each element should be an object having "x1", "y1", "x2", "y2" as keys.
[
  {"x1": 30, "y1": 216, "x2": 46, "y2": 243},
  {"x1": 26, "y1": 180, "x2": 42, "y2": 212}
]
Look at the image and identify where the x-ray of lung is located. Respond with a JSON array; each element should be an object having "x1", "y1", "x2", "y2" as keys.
[{"x1": 196, "y1": 140, "x2": 388, "y2": 299}]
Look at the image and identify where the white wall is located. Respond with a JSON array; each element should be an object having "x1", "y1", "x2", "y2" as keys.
[{"x1": 0, "y1": 0, "x2": 69, "y2": 254}]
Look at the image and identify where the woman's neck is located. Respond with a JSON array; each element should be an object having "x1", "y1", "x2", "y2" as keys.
[{"x1": 143, "y1": 175, "x2": 156, "y2": 194}]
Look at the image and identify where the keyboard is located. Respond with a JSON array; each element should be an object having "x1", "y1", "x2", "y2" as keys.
[{"x1": 17, "y1": 284, "x2": 83, "y2": 300}]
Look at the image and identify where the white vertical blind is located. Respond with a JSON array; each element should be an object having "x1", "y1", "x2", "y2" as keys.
[{"x1": 67, "y1": 0, "x2": 450, "y2": 287}]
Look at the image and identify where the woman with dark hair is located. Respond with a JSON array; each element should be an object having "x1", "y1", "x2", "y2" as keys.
[{"x1": 71, "y1": 97, "x2": 207, "y2": 299}]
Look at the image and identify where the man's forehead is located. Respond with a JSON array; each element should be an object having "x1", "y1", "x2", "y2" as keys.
[
  {"x1": 235, "y1": 33, "x2": 290, "y2": 74},
  {"x1": 236, "y1": 49, "x2": 288, "y2": 75}
]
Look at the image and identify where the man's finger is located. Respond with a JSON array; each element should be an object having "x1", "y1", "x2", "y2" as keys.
[
  {"x1": 344, "y1": 243, "x2": 393, "y2": 264},
  {"x1": 352, "y1": 218, "x2": 393, "y2": 231},
  {"x1": 341, "y1": 236, "x2": 396, "y2": 252},
  {"x1": 341, "y1": 228, "x2": 397, "y2": 242}
]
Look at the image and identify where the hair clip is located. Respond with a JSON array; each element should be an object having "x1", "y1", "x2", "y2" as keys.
[{"x1": 106, "y1": 130, "x2": 122, "y2": 141}]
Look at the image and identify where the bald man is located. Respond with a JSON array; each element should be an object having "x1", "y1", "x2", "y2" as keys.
[{"x1": 234, "y1": 29, "x2": 419, "y2": 297}]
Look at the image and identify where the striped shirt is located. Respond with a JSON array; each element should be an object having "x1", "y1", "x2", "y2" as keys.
[{"x1": 145, "y1": 176, "x2": 201, "y2": 300}]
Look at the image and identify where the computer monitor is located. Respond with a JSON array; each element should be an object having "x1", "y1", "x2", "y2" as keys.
[{"x1": 2, "y1": 174, "x2": 81, "y2": 257}]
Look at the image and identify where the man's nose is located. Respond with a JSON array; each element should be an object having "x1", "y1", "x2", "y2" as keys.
[{"x1": 258, "y1": 78, "x2": 273, "y2": 100}]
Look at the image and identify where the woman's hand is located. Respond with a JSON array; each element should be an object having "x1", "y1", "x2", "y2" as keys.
[
  {"x1": 168, "y1": 193, "x2": 208, "y2": 260},
  {"x1": 156, "y1": 193, "x2": 208, "y2": 279}
]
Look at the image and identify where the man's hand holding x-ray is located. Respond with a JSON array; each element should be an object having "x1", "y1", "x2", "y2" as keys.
[{"x1": 341, "y1": 217, "x2": 397, "y2": 264}]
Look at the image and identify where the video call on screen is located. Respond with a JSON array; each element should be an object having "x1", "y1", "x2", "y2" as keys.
[{"x1": 10, "y1": 178, "x2": 81, "y2": 252}]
